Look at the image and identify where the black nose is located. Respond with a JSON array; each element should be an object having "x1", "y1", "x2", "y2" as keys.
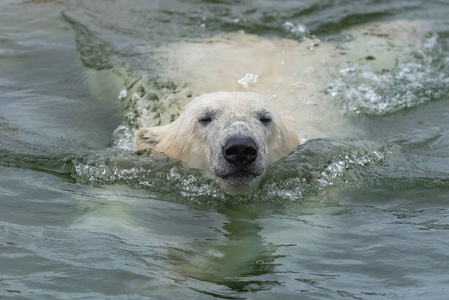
[{"x1": 223, "y1": 135, "x2": 258, "y2": 165}]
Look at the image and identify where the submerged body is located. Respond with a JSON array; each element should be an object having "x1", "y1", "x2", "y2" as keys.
[{"x1": 134, "y1": 20, "x2": 434, "y2": 193}]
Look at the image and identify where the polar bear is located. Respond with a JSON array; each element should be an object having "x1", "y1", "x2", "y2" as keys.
[
  {"x1": 135, "y1": 91, "x2": 299, "y2": 193},
  {"x1": 133, "y1": 20, "x2": 434, "y2": 194}
]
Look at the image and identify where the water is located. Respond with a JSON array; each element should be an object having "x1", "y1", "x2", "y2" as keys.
[{"x1": 1, "y1": 0, "x2": 449, "y2": 299}]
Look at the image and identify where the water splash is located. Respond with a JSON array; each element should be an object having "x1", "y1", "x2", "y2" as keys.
[
  {"x1": 248, "y1": 139, "x2": 392, "y2": 202},
  {"x1": 282, "y1": 21, "x2": 309, "y2": 38},
  {"x1": 71, "y1": 139, "x2": 392, "y2": 205},
  {"x1": 329, "y1": 35, "x2": 449, "y2": 116}
]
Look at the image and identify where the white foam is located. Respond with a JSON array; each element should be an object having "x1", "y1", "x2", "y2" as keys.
[
  {"x1": 118, "y1": 89, "x2": 127, "y2": 100},
  {"x1": 237, "y1": 73, "x2": 259, "y2": 88},
  {"x1": 282, "y1": 21, "x2": 308, "y2": 37}
]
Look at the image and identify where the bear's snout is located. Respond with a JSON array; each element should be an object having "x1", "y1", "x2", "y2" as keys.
[{"x1": 223, "y1": 135, "x2": 258, "y2": 165}]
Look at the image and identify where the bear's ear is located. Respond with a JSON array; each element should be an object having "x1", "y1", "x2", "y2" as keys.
[
  {"x1": 135, "y1": 126, "x2": 167, "y2": 151},
  {"x1": 285, "y1": 128, "x2": 300, "y2": 149},
  {"x1": 282, "y1": 116, "x2": 301, "y2": 148}
]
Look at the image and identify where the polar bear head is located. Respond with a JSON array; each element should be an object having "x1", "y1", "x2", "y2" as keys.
[{"x1": 135, "y1": 91, "x2": 299, "y2": 194}]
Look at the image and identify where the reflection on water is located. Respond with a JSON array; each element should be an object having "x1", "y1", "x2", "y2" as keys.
[
  {"x1": 1, "y1": 0, "x2": 449, "y2": 299},
  {"x1": 168, "y1": 206, "x2": 280, "y2": 292}
]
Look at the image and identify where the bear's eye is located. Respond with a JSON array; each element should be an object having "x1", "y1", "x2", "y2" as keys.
[
  {"x1": 198, "y1": 115, "x2": 213, "y2": 125},
  {"x1": 259, "y1": 113, "x2": 272, "y2": 125}
]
